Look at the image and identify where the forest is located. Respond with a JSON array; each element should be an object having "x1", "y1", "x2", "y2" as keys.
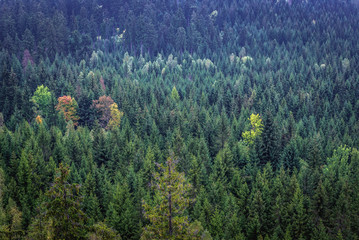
[{"x1": 1, "y1": 0, "x2": 359, "y2": 239}]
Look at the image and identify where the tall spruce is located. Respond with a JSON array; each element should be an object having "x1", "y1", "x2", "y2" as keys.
[
  {"x1": 141, "y1": 153, "x2": 201, "y2": 239},
  {"x1": 259, "y1": 112, "x2": 279, "y2": 169}
]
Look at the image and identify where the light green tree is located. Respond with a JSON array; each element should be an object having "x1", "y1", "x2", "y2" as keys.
[
  {"x1": 171, "y1": 86, "x2": 180, "y2": 102},
  {"x1": 242, "y1": 113, "x2": 264, "y2": 145},
  {"x1": 31, "y1": 85, "x2": 52, "y2": 118}
]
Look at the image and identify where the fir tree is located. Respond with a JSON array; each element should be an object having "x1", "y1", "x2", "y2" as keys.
[
  {"x1": 259, "y1": 112, "x2": 279, "y2": 169},
  {"x1": 141, "y1": 153, "x2": 200, "y2": 239},
  {"x1": 44, "y1": 163, "x2": 87, "y2": 240}
]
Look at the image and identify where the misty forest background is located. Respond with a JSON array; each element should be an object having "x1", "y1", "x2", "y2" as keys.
[{"x1": 1, "y1": 0, "x2": 359, "y2": 239}]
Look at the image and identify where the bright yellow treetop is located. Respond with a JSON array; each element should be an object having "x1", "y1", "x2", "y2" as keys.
[
  {"x1": 107, "y1": 103, "x2": 124, "y2": 130},
  {"x1": 242, "y1": 113, "x2": 264, "y2": 145}
]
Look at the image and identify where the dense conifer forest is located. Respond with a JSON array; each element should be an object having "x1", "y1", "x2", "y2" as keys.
[{"x1": 1, "y1": 0, "x2": 359, "y2": 239}]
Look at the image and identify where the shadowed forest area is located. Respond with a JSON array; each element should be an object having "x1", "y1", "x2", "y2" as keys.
[{"x1": 1, "y1": 0, "x2": 359, "y2": 239}]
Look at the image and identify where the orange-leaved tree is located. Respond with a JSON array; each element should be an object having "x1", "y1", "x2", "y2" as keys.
[
  {"x1": 35, "y1": 115, "x2": 43, "y2": 125},
  {"x1": 55, "y1": 96, "x2": 80, "y2": 126}
]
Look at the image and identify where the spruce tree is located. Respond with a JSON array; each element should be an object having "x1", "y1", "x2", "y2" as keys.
[
  {"x1": 44, "y1": 163, "x2": 87, "y2": 240},
  {"x1": 141, "y1": 153, "x2": 200, "y2": 239},
  {"x1": 259, "y1": 112, "x2": 279, "y2": 169}
]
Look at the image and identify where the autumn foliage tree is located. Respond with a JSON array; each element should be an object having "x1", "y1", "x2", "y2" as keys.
[
  {"x1": 92, "y1": 95, "x2": 115, "y2": 128},
  {"x1": 107, "y1": 103, "x2": 124, "y2": 130},
  {"x1": 1, "y1": 0, "x2": 359, "y2": 239},
  {"x1": 56, "y1": 96, "x2": 80, "y2": 126},
  {"x1": 35, "y1": 115, "x2": 43, "y2": 125},
  {"x1": 22, "y1": 49, "x2": 34, "y2": 70}
]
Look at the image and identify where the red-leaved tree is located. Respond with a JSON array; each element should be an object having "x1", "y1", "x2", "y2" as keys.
[
  {"x1": 92, "y1": 95, "x2": 114, "y2": 128},
  {"x1": 99, "y1": 76, "x2": 106, "y2": 92},
  {"x1": 56, "y1": 96, "x2": 80, "y2": 126},
  {"x1": 22, "y1": 49, "x2": 34, "y2": 70}
]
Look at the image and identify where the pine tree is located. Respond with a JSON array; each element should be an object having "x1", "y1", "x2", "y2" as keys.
[
  {"x1": 216, "y1": 111, "x2": 230, "y2": 151},
  {"x1": 209, "y1": 208, "x2": 224, "y2": 239},
  {"x1": 171, "y1": 86, "x2": 180, "y2": 102},
  {"x1": 141, "y1": 153, "x2": 200, "y2": 239},
  {"x1": 188, "y1": 154, "x2": 201, "y2": 194},
  {"x1": 106, "y1": 182, "x2": 139, "y2": 240},
  {"x1": 4, "y1": 198, "x2": 24, "y2": 239},
  {"x1": 26, "y1": 199, "x2": 52, "y2": 240},
  {"x1": 2, "y1": 69, "x2": 19, "y2": 120},
  {"x1": 44, "y1": 163, "x2": 87, "y2": 240},
  {"x1": 311, "y1": 220, "x2": 329, "y2": 240},
  {"x1": 280, "y1": 139, "x2": 299, "y2": 172},
  {"x1": 289, "y1": 176, "x2": 307, "y2": 239},
  {"x1": 16, "y1": 148, "x2": 37, "y2": 227},
  {"x1": 88, "y1": 222, "x2": 121, "y2": 240},
  {"x1": 83, "y1": 193, "x2": 102, "y2": 226},
  {"x1": 142, "y1": 146, "x2": 155, "y2": 191},
  {"x1": 259, "y1": 112, "x2": 279, "y2": 169},
  {"x1": 92, "y1": 124, "x2": 108, "y2": 166},
  {"x1": 0, "y1": 167, "x2": 7, "y2": 234}
]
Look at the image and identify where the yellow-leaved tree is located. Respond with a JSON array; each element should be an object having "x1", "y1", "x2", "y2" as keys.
[
  {"x1": 171, "y1": 86, "x2": 180, "y2": 102},
  {"x1": 107, "y1": 103, "x2": 124, "y2": 130},
  {"x1": 242, "y1": 113, "x2": 264, "y2": 145}
]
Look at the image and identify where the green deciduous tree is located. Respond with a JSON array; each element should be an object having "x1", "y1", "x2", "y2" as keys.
[
  {"x1": 242, "y1": 113, "x2": 264, "y2": 146},
  {"x1": 31, "y1": 85, "x2": 52, "y2": 119}
]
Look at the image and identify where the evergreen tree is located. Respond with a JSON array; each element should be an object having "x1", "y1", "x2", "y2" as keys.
[
  {"x1": 88, "y1": 222, "x2": 121, "y2": 240},
  {"x1": 0, "y1": 167, "x2": 7, "y2": 235},
  {"x1": 106, "y1": 181, "x2": 139, "y2": 240},
  {"x1": 3, "y1": 198, "x2": 24, "y2": 239},
  {"x1": 44, "y1": 163, "x2": 87, "y2": 240},
  {"x1": 141, "y1": 153, "x2": 200, "y2": 239},
  {"x1": 171, "y1": 86, "x2": 180, "y2": 102},
  {"x1": 259, "y1": 112, "x2": 279, "y2": 169}
]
